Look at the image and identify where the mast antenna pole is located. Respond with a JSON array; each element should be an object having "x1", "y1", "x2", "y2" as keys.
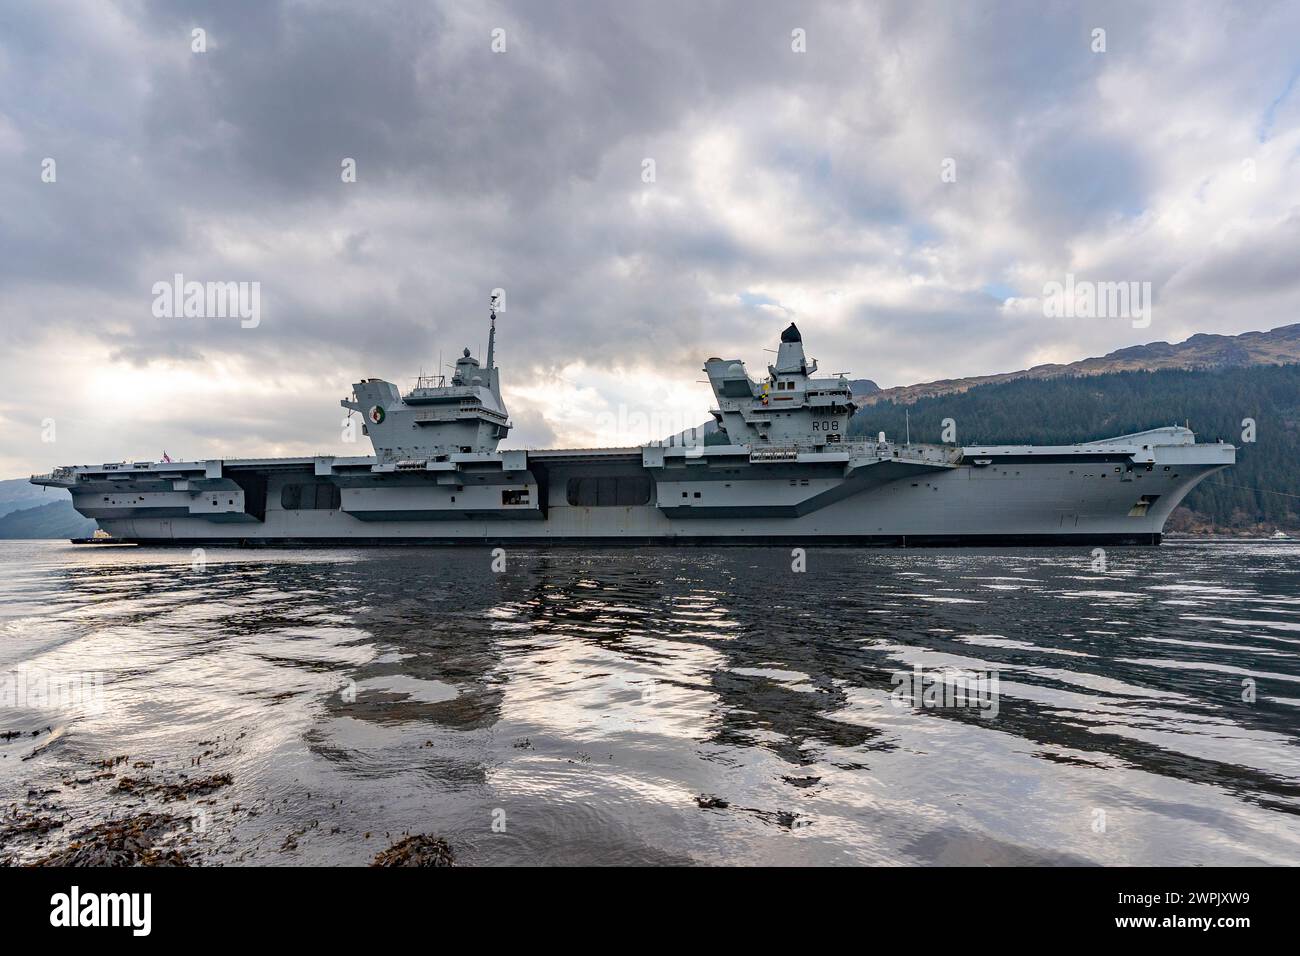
[{"x1": 486, "y1": 293, "x2": 499, "y2": 371}]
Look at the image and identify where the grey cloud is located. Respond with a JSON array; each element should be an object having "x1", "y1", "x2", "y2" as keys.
[
  {"x1": 107, "y1": 341, "x2": 207, "y2": 367},
  {"x1": 1165, "y1": 210, "x2": 1300, "y2": 299}
]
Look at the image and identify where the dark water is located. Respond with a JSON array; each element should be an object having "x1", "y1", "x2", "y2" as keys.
[{"x1": 2, "y1": 539, "x2": 1298, "y2": 866}]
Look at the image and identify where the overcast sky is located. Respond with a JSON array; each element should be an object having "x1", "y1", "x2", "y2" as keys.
[{"x1": 2, "y1": 0, "x2": 1298, "y2": 475}]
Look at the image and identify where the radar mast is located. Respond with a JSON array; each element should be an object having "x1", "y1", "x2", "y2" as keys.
[{"x1": 486, "y1": 293, "x2": 499, "y2": 372}]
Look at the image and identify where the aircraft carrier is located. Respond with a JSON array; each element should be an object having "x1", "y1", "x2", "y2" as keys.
[{"x1": 32, "y1": 305, "x2": 1235, "y2": 546}]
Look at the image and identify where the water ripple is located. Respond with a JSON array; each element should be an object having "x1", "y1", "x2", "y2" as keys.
[{"x1": 1, "y1": 540, "x2": 1298, "y2": 865}]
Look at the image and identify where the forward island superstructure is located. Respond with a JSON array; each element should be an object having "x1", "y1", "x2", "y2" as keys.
[{"x1": 33, "y1": 305, "x2": 1235, "y2": 546}]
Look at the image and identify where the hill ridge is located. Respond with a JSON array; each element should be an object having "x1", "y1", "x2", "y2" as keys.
[{"x1": 860, "y1": 322, "x2": 1300, "y2": 406}]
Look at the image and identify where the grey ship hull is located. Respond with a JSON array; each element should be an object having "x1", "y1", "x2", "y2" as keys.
[{"x1": 32, "y1": 428, "x2": 1233, "y2": 547}]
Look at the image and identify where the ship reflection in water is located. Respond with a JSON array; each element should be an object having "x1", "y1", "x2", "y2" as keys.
[{"x1": 1, "y1": 540, "x2": 1298, "y2": 865}]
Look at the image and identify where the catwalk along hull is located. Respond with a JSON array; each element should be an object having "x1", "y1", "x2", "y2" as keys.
[{"x1": 32, "y1": 428, "x2": 1233, "y2": 547}]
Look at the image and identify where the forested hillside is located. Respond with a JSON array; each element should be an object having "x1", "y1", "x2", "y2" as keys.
[
  {"x1": 0, "y1": 499, "x2": 96, "y2": 539},
  {"x1": 0, "y1": 476, "x2": 50, "y2": 518}
]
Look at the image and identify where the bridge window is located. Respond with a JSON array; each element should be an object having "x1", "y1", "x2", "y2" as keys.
[{"x1": 566, "y1": 476, "x2": 652, "y2": 506}]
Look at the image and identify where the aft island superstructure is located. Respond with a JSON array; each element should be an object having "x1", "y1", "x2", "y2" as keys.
[{"x1": 33, "y1": 306, "x2": 1235, "y2": 546}]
